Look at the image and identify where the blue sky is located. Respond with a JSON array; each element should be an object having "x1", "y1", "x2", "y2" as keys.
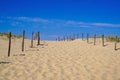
[{"x1": 0, "y1": 0, "x2": 120, "y2": 40}]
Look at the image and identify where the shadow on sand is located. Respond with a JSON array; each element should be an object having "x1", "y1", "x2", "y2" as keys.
[{"x1": 0, "y1": 62, "x2": 10, "y2": 64}]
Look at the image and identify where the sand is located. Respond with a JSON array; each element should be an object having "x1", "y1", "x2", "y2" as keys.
[{"x1": 0, "y1": 38, "x2": 120, "y2": 80}]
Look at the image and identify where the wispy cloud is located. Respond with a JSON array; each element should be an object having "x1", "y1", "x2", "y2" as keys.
[
  {"x1": 13, "y1": 17, "x2": 49, "y2": 23},
  {"x1": 11, "y1": 22, "x2": 21, "y2": 26},
  {"x1": 91, "y1": 23, "x2": 120, "y2": 27},
  {"x1": 1, "y1": 16, "x2": 120, "y2": 28}
]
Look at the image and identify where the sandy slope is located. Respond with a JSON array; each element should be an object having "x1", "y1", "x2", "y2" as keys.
[{"x1": 0, "y1": 38, "x2": 120, "y2": 80}]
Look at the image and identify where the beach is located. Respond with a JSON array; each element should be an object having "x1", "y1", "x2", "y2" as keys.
[{"x1": 0, "y1": 38, "x2": 120, "y2": 80}]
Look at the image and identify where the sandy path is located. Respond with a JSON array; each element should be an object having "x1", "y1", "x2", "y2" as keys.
[{"x1": 0, "y1": 39, "x2": 120, "y2": 80}]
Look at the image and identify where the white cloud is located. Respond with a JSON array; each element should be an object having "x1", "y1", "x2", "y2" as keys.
[
  {"x1": 11, "y1": 22, "x2": 21, "y2": 26},
  {"x1": 91, "y1": 23, "x2": 120, "y2": 27},
  {"x1": 13, "y1": 17, "x2": 49, "y2": 23},
  {"x1": 1, "y1": 16, "x2": 120, "y2": 28}
]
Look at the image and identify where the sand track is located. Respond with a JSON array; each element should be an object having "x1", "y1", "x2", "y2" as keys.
[{"x1": 0, "y1": 39, "x2": 120, "y2": 80}]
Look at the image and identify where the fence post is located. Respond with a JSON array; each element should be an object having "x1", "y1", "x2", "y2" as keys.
[
  {"x1": 35, "y1": 32, "x2": 38, "y2": 40},
  {"x1": 61, "y1": 37, "x2": 62, "y2": 41},
  {"x1": 102, "y1": 34, "x2": 104, "y2": 46},
  {"x1": 77, "y1": 34, "x2": 79, "y2": 39},
  {"x1": 70, "y1": 35, "x2": 72, "y2": 41},
  {"x1": 118, "y1": 37, "x2": 120, "y2": 43},
  {"x1": 115, "y1": 36, "x2": 117, "y2": 50},
  {"x1": 69, "y1": 36, "x2": 71, "y2": 41},
  {"x1": 67, "y1": 36, "x2": 68, "y2": 41},
  {"x1": 63, "y1": 36, "x2": 65, "y2": 41},
  {"x1": 58, "y1": 37, "x2": 60, "y2": 41},
  {"x1": 82, "y1": 33, "x2": 83, "y2": 40},
  {"x1": 87, "y1": 33, "x2": 89, "y2": 43},
  {"x1": 8, "y1": 32, "x2": 11, "y2": 57},
  {"x1": 73, "y1": 34, "x2": 75, "y2": 40},
  {"x1": 31, "y1": 32, "x2": 34, "y2": 48},
  {"x1": 22, "y1": 30, "x2": 25, "y2": 52},
  {"x1": 37, "y1": 32, "x2": 40, "y2": 45},
  {"x1": 94, "y1": 34, "x2": 96, "y2": 45}
]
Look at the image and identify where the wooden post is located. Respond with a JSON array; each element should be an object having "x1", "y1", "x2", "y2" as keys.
[
  {"x1": 63, "y1": 36, "x2": 65, "y2": 41},
  {"x1": 35, "y1": 32, "x2": 38, "y2": 40},
  {"x1": 8, "y1": 32, "x2": 11, "y2": 57},
  {"x1": 58, "y1": 37, "x2": 60, "y2": 41},
  {"x1": 31, "y1": 32, "x2": 34, "y2": 48},
  {"x1": 61, "y1": 37, "x2": 62, "y2": 41},
  {"x1": 22, "y1": 30, "x2": 25, "y2": 52},
  {"x1": 115, "y1": 36, "x2": 117, "y2": 50},
  {"x1": 37, "y1": 32, "x2": 40, "y2": 45},
  {"x1": 82, "y1": 33, "x2": 83, "y2": 40},
  {"x1": 67, "y1": 36, "x2": 68, "y2": 41},
  {"x1": 73, "y1": 34, "x2": 75, "y2": 40},
  {"x1": 77, "y1": 34, "x2": 79, "y2": 39},
  {"x1": 87, "y1": 33, "x2": 89, "y2": 43},
  {"x1": 70, "y1": 35, "x2": 72, "y2": 41},
  {"x1": 102, "y1": 34, "x2": 104, "y2": 47},
  {"x1": 69, "y1": 36, "x2": 71, "y2": 41},
  {"x1": 94, "y1": 34, "x2": 96, "y2": 45}
]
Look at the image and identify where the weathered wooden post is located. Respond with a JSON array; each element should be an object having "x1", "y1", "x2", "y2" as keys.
[
  {"x1": 31, "y1": 32, "x2": 34, "y2": 48},
  {"x1": 60, "y1": 37, "x2": 62, "y2": 41},
  {"x1": 73, "y1": 34, "x2": 75, "y2": 40},
  {"x1": 35, "y1": 32, "x2": 38, "y2": 40},
  {"x1": 94, "y1": 34, "x2": 96, "y2": 45},
  {"x1": 37, "y1": 32, "x2": 40, "y2": 45},
  {"x1": 82, "y1": 33, "x2": 83, "y2": 40},
  {"x1": 22, "y1": 30, "x2": 25, "y2": 52},
  {"x1": 69, "y1": 36, "x2": 71, "y2": 41},
  {"x1": 77, "y1": 34, "x2": 79, "y2": 39},
  {"x1": 56, "y1": 38, "x2": 57, "y2": 41},
  {"x1": 8, "y1": 32, "x2": 11, "y2": 57},
  {"x1": 66, "y1": 36, "x2": 68, "y2": 41},
  {"x1": 63, "y1": 36, "x2": 65, "y2": 41},
  {"x1": 70, "y1": 35, "x2": 73, "y2": 41},
  {"x1": 69, "y1": 35, "x2": 71, "y2": 41},
  {"x1": 115, "y1": 36, "x2": 117, "y2": 50},
  {"x1": 58, "y1": 37, "x2": 60, "y2": 41},
  {"x1": 102, "y1": 34, "x2": 104, "y2": 46},
  {"x1": 87, "y1": 33, "x2": 89, "y2": 43},
  {"x1": 61, "y1": 37, "x2": 62, "y2": 41}
]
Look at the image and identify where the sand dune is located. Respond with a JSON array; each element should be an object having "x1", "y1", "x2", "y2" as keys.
[{"x1": 0, "y1": 38, "x2": 120, "y2": 80}]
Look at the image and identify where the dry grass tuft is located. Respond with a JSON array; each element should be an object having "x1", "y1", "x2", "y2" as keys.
[
  {"x1": 106, "y1": 36, "x2": 120, "y2": 42},
  {"x1": 0, "y1": 32, "x2": 22, "y2": 40}
]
